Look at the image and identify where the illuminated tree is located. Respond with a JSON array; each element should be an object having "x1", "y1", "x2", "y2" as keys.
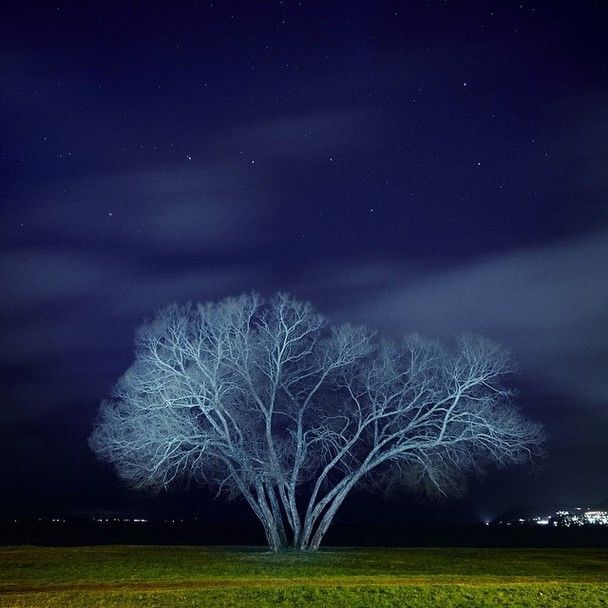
[{"x1": 90, "y1": 293, "x2": 542, "y2": 551}]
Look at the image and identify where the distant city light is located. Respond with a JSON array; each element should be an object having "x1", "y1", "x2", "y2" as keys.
[{"x1": 495, "y1": 508, "x2": 608, "y2": 527}]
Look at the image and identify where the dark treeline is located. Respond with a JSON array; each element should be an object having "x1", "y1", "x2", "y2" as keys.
[{"x1": 2, "y1": 519, "x2": 608, "y2": 548}]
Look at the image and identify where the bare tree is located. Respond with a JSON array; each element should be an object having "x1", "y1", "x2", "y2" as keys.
[{"x1": 90, "y1": 293, "x2": 543, "y2": 551}]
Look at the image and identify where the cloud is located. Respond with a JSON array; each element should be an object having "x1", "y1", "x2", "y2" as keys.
[
  {"x1": 0, "y1": 250, "x2": 124, "y2": 311},
  {"x1": 4, "y1": 163, "x2": 268, "y2": 255},
  {"x1": 0, "y1": 245, "x2": 268, "y2": 426},
  {"x1": 0, "y1": 248, "x2": 265, "y2": 362},
  {"x1": 299, "y1": 230, "x2": 608, "y2": 407},
  {"x1": 221, "y1": 108, "x2": 384, "y2": 161}
]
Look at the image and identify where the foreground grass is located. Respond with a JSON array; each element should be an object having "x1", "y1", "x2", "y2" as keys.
[{"x1": 1, "y1": 546, "x2": 607, "y2": 607}]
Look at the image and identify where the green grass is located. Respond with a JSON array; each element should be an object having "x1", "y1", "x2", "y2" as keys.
[{"x1": 1, "y1": 546, "x2": 607, "y2": 607}]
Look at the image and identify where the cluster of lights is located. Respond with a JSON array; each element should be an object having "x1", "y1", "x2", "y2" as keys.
[
  {"x1": 39, "y1": 518, "x2": 67, "y2": 524},
  {"x1": 93, "y1": 517, "x2": 148, "y2": 523},
  {"x1": 11, "y1": 515, "x2": 198, "y2": 525},
  {"x1": 497, "y1": 508, "x2": 608, "y2": 527},
  {"x1": 551, "y1": 509, "x2": 608, "y2": 527}
]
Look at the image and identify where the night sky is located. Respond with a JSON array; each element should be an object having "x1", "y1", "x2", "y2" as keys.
[{"x1": 1, "y1": 1, "x2": 607, "y2": 524}]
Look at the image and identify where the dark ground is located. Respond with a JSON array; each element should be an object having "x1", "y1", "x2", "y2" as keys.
[{"x1": 3, "y1": 518, "x2": 608, "y2": 548}]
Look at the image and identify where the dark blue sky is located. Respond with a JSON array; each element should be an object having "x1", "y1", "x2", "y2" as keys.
[{"x1": 1, "y1": 1, "x2": 607, "y2": 521}]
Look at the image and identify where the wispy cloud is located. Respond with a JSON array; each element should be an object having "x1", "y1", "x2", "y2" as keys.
[
  {"x1": 298, "y1": 230, "x2": 608, "y2": 407},
  {"x1": 221, "y1": 107, "x2": 384, "y2": 161},
  {"x1": 5, "y1": 164, "x2": 269, "y2": 255}
]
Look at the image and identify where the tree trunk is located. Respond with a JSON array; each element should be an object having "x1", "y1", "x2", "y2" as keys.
[
  {"x1": 265, "y1": 483, "x2": 289, "y2": 549},
  {"x1": 254, "y1": 482, "x2": 284, "y2": 551},
  {"x1": 301, "y1": 471, "x2": 364, "y2": 550}
]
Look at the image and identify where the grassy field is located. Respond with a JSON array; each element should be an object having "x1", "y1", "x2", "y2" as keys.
[{"x1": 1, "y1": 545, "x2": 607, "y2": 607}]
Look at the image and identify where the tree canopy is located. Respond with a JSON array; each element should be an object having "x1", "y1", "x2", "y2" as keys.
[{"x1": 90, "y1": 293, "x2": 543, "y2": 550}]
